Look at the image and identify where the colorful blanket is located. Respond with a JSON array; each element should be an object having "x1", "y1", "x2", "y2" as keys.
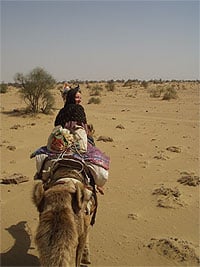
[
  {"x1": 83, "y1": 142, "x2": 110, "y2": 170},
  {"x1": 30, "y1": 142, "x2": 110, "y2": 170}
]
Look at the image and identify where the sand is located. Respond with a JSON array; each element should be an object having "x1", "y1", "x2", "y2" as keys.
[{"x1": 0, "y1": 81, "x2": 199, "y2": 266}]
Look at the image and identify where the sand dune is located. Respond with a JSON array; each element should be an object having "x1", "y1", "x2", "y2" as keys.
[{"x1": 1, "y1": 81, "x2": 199, "y2": 266}]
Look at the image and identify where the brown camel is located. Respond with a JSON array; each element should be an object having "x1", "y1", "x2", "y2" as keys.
[{"x1": 32, "y1": 168, "x2": 96, "y2": 267}]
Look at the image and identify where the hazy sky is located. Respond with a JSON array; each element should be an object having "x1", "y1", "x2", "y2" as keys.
[{"x1": 1, "y1": 0, "x2": 199, "y2": 82}]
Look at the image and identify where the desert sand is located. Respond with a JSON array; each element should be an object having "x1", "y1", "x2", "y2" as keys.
[{"x1": 0, "y1": 81, "x2": 199, "y2": 266}]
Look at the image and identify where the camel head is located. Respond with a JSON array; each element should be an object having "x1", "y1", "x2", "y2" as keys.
[{"x1": 32, "y1": 180, "x2": 92, "y2": 214}]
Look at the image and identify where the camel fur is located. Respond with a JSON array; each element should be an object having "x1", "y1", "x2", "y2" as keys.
[{"x1": 33, "y1": 177, "x2": 94, "y2": 267}]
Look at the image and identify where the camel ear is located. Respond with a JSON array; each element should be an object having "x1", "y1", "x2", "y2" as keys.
[{"x1": 32, "y1": 182, "x2": 45, "y2": 209}]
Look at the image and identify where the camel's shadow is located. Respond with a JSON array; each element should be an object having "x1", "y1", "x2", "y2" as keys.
[{"x1": 0, "y1": 221, "x2": 40, "y2": 267}]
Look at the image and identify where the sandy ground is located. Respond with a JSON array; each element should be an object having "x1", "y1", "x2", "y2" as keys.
[{"x1": 0, "y1": 82, "x2": 199, "y2": 267}]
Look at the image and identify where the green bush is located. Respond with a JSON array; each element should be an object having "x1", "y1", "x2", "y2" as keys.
[
  {"x1": 14, "y1": 67, "x2": 56, "y2": 113},
  {"x1": 88, "y1": 97, "x2": 101, "y2": 104},
  {"x1": 41, "y1": 90, "x2": 55, "y2": 114},
  {"x1": 0, "y1": 83, "x2": 8, "y2": 93}
]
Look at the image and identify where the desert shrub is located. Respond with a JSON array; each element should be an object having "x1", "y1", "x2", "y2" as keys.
[
  {"x1": 86, "y1": 84, "x2": 91, "y2": 89},
  {"x1": 88, "y1": 97, "x2": 101, "y2": 104},
  {"x1": 105, "y1": 80, "x2": 115, "y2": 91},
  {"x1": 89, "y1": 85, "x2": 103, "y2": 96},
  {"x1": 150, "y1": 88, "x2": 161, "y2": 98},
  {"x1": 162, "y1": 86, "x2": 178, "y2": 100},
  {"x1": 123, "y1": 79, "x2": 133, "y2": 88},
  {"x1": 14, "y1": 67, "x2": 56, "y2": 113},
  {"x1": 0, "y1": 83, "x2": 8, "y2": 93},
  {"x1": 141, "y1": 80, "x2": 148, "y2": 89},
  {"x1": 149, "y1": 86, "x2": 164, "y2": 98},
  {"x1": 41, "y1": 90, "x2": 55, "y2": 114}
]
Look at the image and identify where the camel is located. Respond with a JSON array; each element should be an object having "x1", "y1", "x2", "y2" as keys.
[{"x1": 32, "y1": 166, "x2": 96, "y2": 267}]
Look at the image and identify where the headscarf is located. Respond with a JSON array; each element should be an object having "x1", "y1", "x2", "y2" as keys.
[
  {"x1": 54, "y1": 103, "x2": 87, "y2": 129},
  {"x1": 64, "y1": 85, "x2": 80, "y2": 105},
  {"x1": 55, "y1": 84, "x2": 88, "y2": 131}
]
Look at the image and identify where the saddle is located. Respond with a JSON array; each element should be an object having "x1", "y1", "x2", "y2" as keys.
[
  {"x1": 38, "y1": 157, "x2": 90, "y2": 183},
  {"x1": 37, "y1": 156, "x2": 98, "y2": 226}
]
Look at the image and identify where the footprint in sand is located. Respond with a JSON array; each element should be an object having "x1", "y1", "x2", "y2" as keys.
[
  {"x1": 153, "y1": 151, "x2": 170, "y2": 160},
  {"x1": 97, "y1": 136, "x2": 114, "y2": 142},
  {"x1": 154, "y1": 146, "x2": 181, "y2": 161},
  {"x1": 127, "y1": 213, "x2": 138, "y2": 220},
  {"x1": 0, "y1": 140, "x2": 9, "y2": 147},
  {"x1": 177, "y1": 172, "x2": 200, "y2": 187},
  {"x1": 1, "y1": 173, "x2": 29, "y2": 184},
  {"x1": 166, "y1": 146, "x2": 181, "y2": 153},
  {"x1": 10, "y1": 124, "x2": 23, "y2": 130},
  {"x1": 116, "y1": 124, "x2": 125, "y2": 129},
  {"x1": 147, "y1": 237, "x2": 200, "y2": 265},
  {"x1": 152, "y1": 186, "x2": 185, "y2": 208},
  {"x1": 6, "y1": 145, "x2": 16, "y2": 151}
]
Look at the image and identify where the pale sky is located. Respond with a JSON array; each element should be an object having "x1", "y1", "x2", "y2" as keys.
[{"x1": 1, "y1": 0, "x2": 199, "y2": 82}]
